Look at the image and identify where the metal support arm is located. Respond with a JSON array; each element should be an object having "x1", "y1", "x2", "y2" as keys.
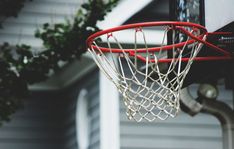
[
  {"x1": 180, "y1": 85, "x2": 234, "y2": 149},
  {"x1": 198, "y1": 98, "x2": 234, "y2": 149}
]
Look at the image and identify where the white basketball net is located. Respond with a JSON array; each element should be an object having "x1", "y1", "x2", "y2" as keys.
[{"x1": 88, "y1": 25, "x2": 205, "y2": 122}]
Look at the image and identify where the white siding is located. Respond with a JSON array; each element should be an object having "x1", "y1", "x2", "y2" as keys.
[
  {"x1": 0, "y1": 0, "x2": 83, "y2": 48},
  {"x1": 0, "y1": 92, "x2": 68, "y2": 149},
  {"x1": 87, "y1": 77, "x2": 100, "y2": 149},
  {"x1": 0, "y1": 70, "x2": 100, "y2": 149},
  {"x1": 64, "y1": 69, "x2": 100, "y2": 149}
]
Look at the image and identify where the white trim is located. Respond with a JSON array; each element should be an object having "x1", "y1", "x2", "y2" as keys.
[
  {"x1": 97, "y1": 0, "x2": 165, "y2": 45},
  {"x1": 205, "y1": 0, "x2": 234, "y2": 32},
  {"x1": 100, "y1": 29, "x2": 166, "y2": 45},
  {"x1": 99, "y1": 58, "x2": 120, "y2": 149},
  {"x1": 76, "y1": 89, "x2": 90, "y2": 149},
  {"x1": 97, "y1": 0, "x2": 153, "y2": 29}
]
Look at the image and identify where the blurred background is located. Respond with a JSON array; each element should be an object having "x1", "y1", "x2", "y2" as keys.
[{"x1": 0, "y1": 0, "x2": 233, "y2": 149}]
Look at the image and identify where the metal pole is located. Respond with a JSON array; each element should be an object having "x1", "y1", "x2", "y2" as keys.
[
  {"x1": 199, "y1": 98, "x2": 234, "y2": 149},
  {"x1": 223, "y1": 123, "x2": 234, "y2": 149},
  {"x1": 180, "y1": 85, "x2": 234, "y2": 149}
]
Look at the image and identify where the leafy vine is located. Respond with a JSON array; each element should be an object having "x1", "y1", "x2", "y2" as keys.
[{"x1": 0, "y1": 0, "x2": 119, "y2": 125}]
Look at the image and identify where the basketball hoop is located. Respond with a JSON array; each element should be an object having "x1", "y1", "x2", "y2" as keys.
[{"x1": 86, "y1": 21, "x2": 232, "y2": 122}]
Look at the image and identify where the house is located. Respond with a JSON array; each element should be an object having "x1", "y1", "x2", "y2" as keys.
[{"x1": 0, "y1": 0, "x2": 233, "y2": 149}]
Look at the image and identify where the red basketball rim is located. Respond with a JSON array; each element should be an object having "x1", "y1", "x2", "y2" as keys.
[
  {"x1": 87, "y1": 21, "x2": 233, "y2": 62},
  {"x1": 86, "y1": 21, "x2": 207, "y2": 53}
]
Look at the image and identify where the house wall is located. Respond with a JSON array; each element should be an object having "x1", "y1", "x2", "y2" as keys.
[
  {"x1": 0, "y1": 0, "x2": 83, "y2": 48},
  {"x1": 64, "y1": 69, "x2": 100, "y2": 149},
  {"x1": 119, "y1": 84, "x2": 233, "y2": 149},
  {"x1": 0, "y1": 91, "x2": 68, "y2": 149},
  {"x1": 0, "y1": 0, "x2": 101, "y2": 149},
  {"x1": 0, "y1": 69, "x2": 100, "y2": 149}
]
